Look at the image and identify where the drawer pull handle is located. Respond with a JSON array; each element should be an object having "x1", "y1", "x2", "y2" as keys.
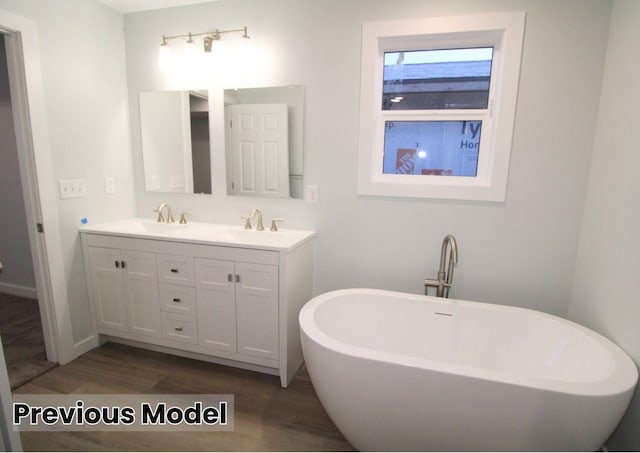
[
  {"x1": 170, "y1": 269, "x2": 179, "y2": 273},
  {"x1": 172, "y1": 298, "x2": 181, "y2": 303},
  {"x1": 174, "y1": 326, "x2": 183, "y2": 332}
]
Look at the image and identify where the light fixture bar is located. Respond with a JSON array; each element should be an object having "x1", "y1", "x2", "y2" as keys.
[{"x1": 161, "y1": 26, "x2": 250, "y2": 52}]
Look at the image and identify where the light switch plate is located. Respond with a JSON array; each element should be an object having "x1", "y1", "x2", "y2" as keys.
[{"x1": 58, "y1": 179, "x2": 87, "y2": 199}]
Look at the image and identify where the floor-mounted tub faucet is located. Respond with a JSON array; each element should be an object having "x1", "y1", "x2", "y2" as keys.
[{"x1": 424, "y1": 234, "x2": 458, "y2": 298}]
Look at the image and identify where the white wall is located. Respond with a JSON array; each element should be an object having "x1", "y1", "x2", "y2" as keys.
[
  {"x1": 568, "y1": 0, "x2": 640, "y2": 449},
  {"x1": 0, "y1": 37, "x2": 35, "y2": 294},
  {"x1": 124, "y1": 0, "x2": 610, "y2": 317},
  {"x1": 0, "y1": 0, "x2": 136, "y2": 343}
]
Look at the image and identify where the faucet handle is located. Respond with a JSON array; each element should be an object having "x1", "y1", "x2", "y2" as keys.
[
  {"x1": 179, "y1": 211, "x2": 191, "y2": 224},
  {"x1": 153, "y1": 209, "x2": 164, "y2": 223},
  {"x1": 270, "y1": 218, "x2": 284, "y2": 232},
  {"x1": 241, "y1": 215, "x2": 252, "y2": 230}
]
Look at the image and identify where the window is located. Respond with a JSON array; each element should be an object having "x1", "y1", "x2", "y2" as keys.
[
  {"x1": 357, "y1": 12, "x2": 526, "y2": 201},
  {"x1": 383, "y1": 120, "x2": 482, "y2": 177},
  {"x1": 382, "y1": 48, "x2": 493, "y2": 111}
]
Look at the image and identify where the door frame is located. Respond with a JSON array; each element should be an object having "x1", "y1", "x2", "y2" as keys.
[{"x1": 1, "y1": 9, "x2": 76, "y2": 364}]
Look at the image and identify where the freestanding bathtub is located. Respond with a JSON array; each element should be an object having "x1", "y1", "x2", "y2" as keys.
[{"x1": 299, "y1": 289, "x2": 638, "y2": 451}]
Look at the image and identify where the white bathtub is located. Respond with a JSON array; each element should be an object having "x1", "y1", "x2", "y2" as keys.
[{"x1": 299, "y1": 289, "x2": 638, "y2": 451}]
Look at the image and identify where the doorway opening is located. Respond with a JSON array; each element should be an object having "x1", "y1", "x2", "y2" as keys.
[
  {"x1": 0, "y1": 9, "x2": 78, "y2": 384},
  {"x1": 0, "y1": 35, "x2": 56, "y2": 389}
]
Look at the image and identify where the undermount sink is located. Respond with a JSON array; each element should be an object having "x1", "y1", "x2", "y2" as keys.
[
  {"x1": 138, "y1": 221, "x2": 190, "y2": 234},
  {"x1": 79, "y1": 218, "x2": 315, "y2": 252},
  {"x1": 221, "y1": 228, "x2": 271, "y2": 241},
  {"x1": 89, "y1": 219, "x2": 191, "y2": 236}
]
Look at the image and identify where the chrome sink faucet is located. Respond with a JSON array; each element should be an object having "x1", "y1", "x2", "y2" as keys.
[
  {"x1": 154, "y1": 202, "x2": 174, "y2": 223},
  {"x1": 425, "y1": 234, "x2": 459, "y2": 298}
]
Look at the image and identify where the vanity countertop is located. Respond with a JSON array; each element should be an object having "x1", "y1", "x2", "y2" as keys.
[{"x1": 79, "y1": 218, "x2": 315, "y2": 252}]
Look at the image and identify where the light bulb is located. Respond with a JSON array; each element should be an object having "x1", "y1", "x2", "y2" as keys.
[
  {"x1": 158, "y1": 43, "x2": 173, "y2": 69},
  {"x1": 208, "y1": 38, "x2": 229, "y2": 69},
  {"x1": 184, "y1": 38, "x2": 198, "y2": 59},
  {"x1": 211, "y1": 38, "x2": 225, "y2": 53}
]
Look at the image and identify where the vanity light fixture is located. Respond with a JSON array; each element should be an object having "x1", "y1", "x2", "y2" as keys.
[{"x1": 160, "y1": 26, "x2": 250, "y2": 54}]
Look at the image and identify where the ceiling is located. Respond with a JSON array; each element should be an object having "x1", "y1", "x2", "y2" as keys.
[{"x1": 96, "y1": 0, "x2": 217, "y2": 14}]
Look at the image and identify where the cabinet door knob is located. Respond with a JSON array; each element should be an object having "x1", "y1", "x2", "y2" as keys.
[
  {"x1": 174, "y1": 326, "x2": 183, "y2": 332},
  {"x1": 235, "y1": 274, "x2": 240, "y2": 283},
  {"x1": 121, "y1": 261, "x2": 126, "y2": 269},
  {"x1": 172, "y1": 298, "x2": 181, "y2": 303},
  {"x1": 227, "y1": 273, "x2": 233, "y2": 282},
  {"x1": 170, "y1": 268, "x2": 179, "y2": 273},
  {"x1": 115, "y1": 261, "x2": 120, "y2": 268}
]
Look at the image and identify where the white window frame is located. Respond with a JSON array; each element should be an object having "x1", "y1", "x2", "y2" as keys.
[{"x1": 357, "y1": 11, "x2": 526, "y2": 201}]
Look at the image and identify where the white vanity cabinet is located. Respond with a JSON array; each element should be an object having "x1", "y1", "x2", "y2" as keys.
[
  {"x1": 195, "y1": 258, "x2": 279, "y2": 360},
  {"x1": 88, "y1": 247, "x2": 161, "y2": 337},
  {"x1": 80, "y1": 220, "x2": 315, "y2": 388}
]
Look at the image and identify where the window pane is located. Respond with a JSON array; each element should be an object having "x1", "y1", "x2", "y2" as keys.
[
  {"x1": 383, "y1": 48, "x2": 493, "y2": 110},
  {"x1": 383, "y1": 120, "x2": 481, "y2": 176}
]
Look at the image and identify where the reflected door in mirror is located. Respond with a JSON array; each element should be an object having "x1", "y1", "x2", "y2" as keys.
[{"x1": 228, "y1": 104, "x2": 290, "y2": 198}]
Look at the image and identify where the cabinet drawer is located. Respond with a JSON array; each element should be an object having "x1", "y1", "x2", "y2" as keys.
[
  {"x1": 161, "y1": 312, "x2": 198, "y2": 344},
  {"x1": 157, "y1": 254, "x2": 194, "y2": 286},
  {"x1": 159, "y1": 284, "x2": 196, "y2": 315}
]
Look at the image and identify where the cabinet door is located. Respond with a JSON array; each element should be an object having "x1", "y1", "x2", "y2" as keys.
[
  {"x1": 236, "y1": 262, "x2": 279, "y2": 360},
  {"x1": 195, "y1": 258, "x2": 237, "y2": 352},
  {"x1": 122, "y1": 250, "x2": 161, "y2": 338},
  {"x1": 88, "y1": 247, "x2": 127, "y2": 332}
]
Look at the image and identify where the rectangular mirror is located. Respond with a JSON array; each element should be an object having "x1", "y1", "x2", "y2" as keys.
[
  {"x1": 140, "y1": 90, "x2": 211, "y2": 194},
  {"x1": 224, "y1": 85, "x2": 304, "y2": 199},
  {"x1": 139, "y1": 86, "x2": 304, "y2": 198}
]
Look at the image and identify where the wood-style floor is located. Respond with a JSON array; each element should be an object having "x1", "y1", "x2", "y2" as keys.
[
  {"x1": 0, "y1": 292, "x2": 56, "y2": 389},
  {"x1": 14, "y1": 342, "x2": 354, "y2": 452}
]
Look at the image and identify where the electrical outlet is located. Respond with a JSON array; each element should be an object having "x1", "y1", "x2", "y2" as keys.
[
  {"x1": 59, "y1": 179, "x2": 87, "y2": 199},
  {"x1": 104, "y1": 177, "x2": 116, "y2": 195},
  {"x1": 305, "y1": 185, "x2": 319, "y2": 204}
]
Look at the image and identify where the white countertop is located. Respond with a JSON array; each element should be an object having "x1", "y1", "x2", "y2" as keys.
[{"x1": 79, "y1": 218, "x2": 315, "y2": 252}]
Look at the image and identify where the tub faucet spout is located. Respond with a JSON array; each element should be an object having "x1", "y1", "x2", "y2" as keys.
[{"x1": 425, "y1": 234, "x2": 458, "y2": 298}]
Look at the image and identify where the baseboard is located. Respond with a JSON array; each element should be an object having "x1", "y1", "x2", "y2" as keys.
[
  {"x1": 104, "y1": 336, "x2": 279, "y2": 377},
  {"x1": 0, "y1": 282, "x2": 37, "y2": 299},
  {"x1": 73, "y1": 334, "x2": 99, "y2": 360}
]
